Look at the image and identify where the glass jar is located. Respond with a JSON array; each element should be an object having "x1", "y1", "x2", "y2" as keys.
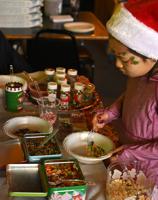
[
  {"x1": 67, "y1": 68, "x2": 78, "y2": 87},
  {"x1": 83, "y1": 83, "x2": 95, "y2": 103},
  {"x1": 60, "y1": 84, "x2": 71, "y2": 109},
  {"x1": 55, "y1": 71, "x2": 66, "y2": 82},
  {"x1": 47, "y1": 82, "x2": 57, "y2": 101},
  {"x1": 56, "y1": 67, "x2": 66, "y2": 73},
  {"x1": 38, "y1": 96, "x2": 58, "y2": 126},
  {"x1": 73, "y1": 82, "x2": 84, "y2": 105},
  {"x1": 44, "y1": 68, "x2": 55, "y2": 82}
]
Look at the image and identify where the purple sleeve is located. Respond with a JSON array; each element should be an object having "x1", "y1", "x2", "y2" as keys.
[
  {"x1": 118, "y1": 142, "x2": 158, "y2": 161},
  {"x1": 105, "y1": 94, "x2": 124, "y2": 123}
]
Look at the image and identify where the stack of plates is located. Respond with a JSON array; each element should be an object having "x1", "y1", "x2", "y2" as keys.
[{"x1": 0, "y1": 0, "x2": 43, "y2": 27}]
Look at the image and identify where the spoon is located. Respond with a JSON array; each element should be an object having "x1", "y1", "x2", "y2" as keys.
[
  {"x1": 9, "y1": 65, "x2": 14, "y2": 82},
  {"x1": 23, "y1": 71, "x2": 42, "y2": 100},
  {"x1": 100, "y1": 145, "x2": 124, "y2": 158},
  {"x1": 39, "y1": 128, "x2": 59, "y2": 147},
  {"x1": 87, "y1": 129, "x2": 94, "y2": 150}
]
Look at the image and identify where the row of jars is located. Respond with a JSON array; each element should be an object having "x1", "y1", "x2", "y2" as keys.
[
  {"x1": 44, "y1": 67, "x2": 78, "y2": 87},
  {"x1": 44, "y1": 67, "x2": 86, "y2": 108}
]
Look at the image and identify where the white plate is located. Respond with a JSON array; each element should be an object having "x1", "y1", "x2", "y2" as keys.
[
  {"x1": 3, "y1": 116, "x2": 53, "y2": 139},
  {"x1": 64, "y1": 22, "x2": 95, "y2": 33},
  {"x1": 63, "y1": 131, "x2": 115, "y2": 164}
]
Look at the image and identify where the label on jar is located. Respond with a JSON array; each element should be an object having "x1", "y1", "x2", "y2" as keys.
[
  {"x1": 48, "y1": 82, "x2": 57, "y2": 101},
  {"x1": 60, "y1": 84, "x2": 71, "y2": 109},
  {"x1": 5, "y1": 82, "x2": 23, "y2": 112}
]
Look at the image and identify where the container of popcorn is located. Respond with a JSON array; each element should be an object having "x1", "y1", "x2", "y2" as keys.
[{"x1": 106, "y1": 161, "x2": 154, "y2": 200}]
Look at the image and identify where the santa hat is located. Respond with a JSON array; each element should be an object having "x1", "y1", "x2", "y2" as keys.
[{"x1": 107, "y1": 0, "x2": 158, "y2": 59}]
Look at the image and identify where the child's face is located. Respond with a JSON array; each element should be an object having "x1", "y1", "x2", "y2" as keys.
[{"x1": 109, "y1": 38, "x2": 157, "y2": 78}]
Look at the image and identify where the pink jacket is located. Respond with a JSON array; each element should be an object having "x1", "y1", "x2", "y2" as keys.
[{"x1": 105, "y1": 73, "x2": 158, "y2": 183}]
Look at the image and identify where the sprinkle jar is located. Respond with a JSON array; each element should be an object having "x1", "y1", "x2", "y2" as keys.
[{"x1": 5, "y1": 82, "x2": 23, "y2": 112}]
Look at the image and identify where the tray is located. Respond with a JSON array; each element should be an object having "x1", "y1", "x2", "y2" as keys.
[
  {"x1": 22, "y1": 133, "x2": 62, "y2": 162},
  {"x1": 18, "y1": 71, "x2": 101, "y2": 112},
  {"x1": 6, "y1": 163, "x2": 47, "y2": 197},
  {"x1": 40, "y1": 159, "x2": 87, "y2": 199},
  {"x1": 0, "y1": 138, "x2": 25, "y2": 169}
]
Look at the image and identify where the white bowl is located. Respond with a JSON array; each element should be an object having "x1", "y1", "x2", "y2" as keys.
[
  {"x1": 0, "y1": 75, "x2": 27, "y2": 91},
  {"x1": 3, "y1": 116, "x2": 53, "y2": 139},
  {"x1": 63, "y1": 131, "x2": 115, "y2": 164}
]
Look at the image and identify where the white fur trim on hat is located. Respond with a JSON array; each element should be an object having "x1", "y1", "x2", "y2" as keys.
[{"x1": 106, "y1": 5, "x2": 158, "y2": 60}]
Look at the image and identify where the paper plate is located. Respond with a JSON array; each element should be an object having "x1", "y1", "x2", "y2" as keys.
[{"x1": 64, "y1": 22, "x2": 95, "y2": 33}]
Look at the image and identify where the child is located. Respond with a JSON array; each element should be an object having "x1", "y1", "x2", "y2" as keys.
[{"x1": 92, "y1": 0, "x2": 158, "y2": 192}]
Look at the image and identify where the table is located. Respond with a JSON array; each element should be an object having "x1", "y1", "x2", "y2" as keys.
[
  {"x1": 1, "y1": 12, "x2": 108, "y2": 40},
  {"x1": 0, "y1": 95, "x2": 107, "y2": 200}
]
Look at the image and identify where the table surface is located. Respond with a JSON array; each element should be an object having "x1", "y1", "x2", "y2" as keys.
[
  {"x1": 1, "y1": 12, "x2": 108, "y2": 40},
  {"x1": 0, "y1": 90, "x2": 107, "y2": 200}
]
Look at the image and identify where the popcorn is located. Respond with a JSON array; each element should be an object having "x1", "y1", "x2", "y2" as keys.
[{"x1": 106, "y1": 168, "x2": 152, "y2": 200}]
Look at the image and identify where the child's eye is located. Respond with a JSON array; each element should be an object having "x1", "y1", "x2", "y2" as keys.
[{"x1": 117, "y1": 56, "x2": 129, "y2": 63}]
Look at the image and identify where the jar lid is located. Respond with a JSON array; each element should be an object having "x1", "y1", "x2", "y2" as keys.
[
  {"x1": 48, "y1": 82, "x2": 57, "y2": 90},
  {"x1": 56, "y1": 67, "x2": 66, "y2": 73},
  {"x1": 44, "y1": 68, "x2": 55, "y2": 75},
  {"x1": 61, "y1": 84, "x2": 70, "y2": 92},
  {"x1": 56, "y1": 72, "x2": 66, "y2": 78},
  {"x1": 74, "y1": 82, "x2": 84, "y2": 91},
  {"x1": 5, "y1": 82, "x2": 23, "y2": 92},
  {"x1": 67, "y1": 69, "x2": 78, "y2": 76}
]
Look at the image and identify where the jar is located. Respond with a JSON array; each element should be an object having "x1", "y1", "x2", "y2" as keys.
[
  {"x1": 44, "y1": 68, "x2": 55, "y2": 82},
  {"x1": 47, "y1": 82, "x2": 57, "y2": 101},
  {"x1": 5, "y1": 82, "x2": 23, "y2": 112},
  {"x1": 57, "y1": 77, "x2": 67, "y2": 97},
  {"x1": 60, "y1": 84, "x2": 71, "y2": 108},
  {"x1": 67, "y1": 68, "x2": 78, "y2": 87},
  {"x1": 73, "y1": 82, "x2": 84, "y2": 105},
  {"x1": 84, "y1": 83, "x2": 95, "y2": 103},
  {"x1": 56, "y1": 67, "x2": 66, "y2": 73},
  {"x1": 55, "y1": 71, "x2": 66, "y2": 82}
]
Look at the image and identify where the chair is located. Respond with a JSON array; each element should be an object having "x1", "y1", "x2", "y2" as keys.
[
  {"x1": 27, "y1": 29, "x2": 95, "y2": 82},
  {"x1": 78, "y1": 44, "x2": 95, "y2": 82}
]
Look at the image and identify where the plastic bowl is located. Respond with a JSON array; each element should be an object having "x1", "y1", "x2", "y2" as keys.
[
  {"x1": 28, "y1": 82, "x2": 48, "y2": 99},
  {"x1": 3, "y1": 116, "x2": 53, "y2": 139},
  {"x1": 63, "y1": 131, "x2": 115, "y2": 164}
]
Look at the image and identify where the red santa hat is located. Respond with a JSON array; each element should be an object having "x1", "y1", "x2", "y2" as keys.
[{"x1": 107, "y1": 0, "x2": 158, "y2": 59}]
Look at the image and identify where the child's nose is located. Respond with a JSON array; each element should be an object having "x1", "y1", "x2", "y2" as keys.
[{"x1": 116, "y1": 59, "x2": 123, "y2": 69}]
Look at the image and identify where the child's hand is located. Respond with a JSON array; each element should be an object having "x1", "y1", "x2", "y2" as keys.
[{"x1": 92, "y1": 111, "x2": 109, "y2": 132}]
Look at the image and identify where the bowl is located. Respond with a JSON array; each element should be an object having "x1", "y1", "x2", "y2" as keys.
[
  {"x1": 28, "y1": 82, "x2": 48, "y2": 99},
  {"x1": 63, "y1": 131, "x2": 115, "y2": 164},
  {"x1": 0, "y1": 75, "x2": 27, "y2": 94},
  {"x1": 3, "y1": 116, "x2": 53, "y2": 139}
]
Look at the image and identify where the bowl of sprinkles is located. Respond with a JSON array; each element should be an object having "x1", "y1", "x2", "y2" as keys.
[{"x1": 63, "y1": 131, "x2": 115, "y2": 164}]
